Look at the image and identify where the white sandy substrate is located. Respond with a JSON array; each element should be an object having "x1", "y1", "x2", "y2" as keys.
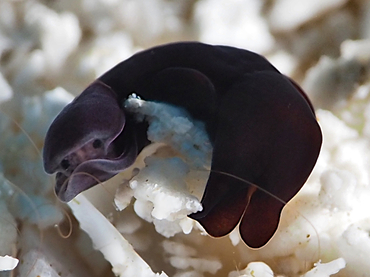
[{"x1": 1, "y1": 0, "x2": 370, "y2": 276}]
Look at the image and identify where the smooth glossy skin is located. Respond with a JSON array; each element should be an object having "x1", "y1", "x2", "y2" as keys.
[{"x1": 43, "y1": 42, "x2": 322, "y2": 248}]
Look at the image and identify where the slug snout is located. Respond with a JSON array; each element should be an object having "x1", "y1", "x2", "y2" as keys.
[{"x1": 58, "y1": 138, "x2": 108, "y2": 176}]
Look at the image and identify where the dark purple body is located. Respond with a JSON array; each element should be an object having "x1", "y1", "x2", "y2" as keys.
[{"x1": 43, "y1": 42, "x2": 322, "y2": 248}]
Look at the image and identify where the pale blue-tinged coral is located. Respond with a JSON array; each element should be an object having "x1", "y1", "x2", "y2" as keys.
[{"x1": 0, "y1": 87, "x2": 73, "y2": 231}]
